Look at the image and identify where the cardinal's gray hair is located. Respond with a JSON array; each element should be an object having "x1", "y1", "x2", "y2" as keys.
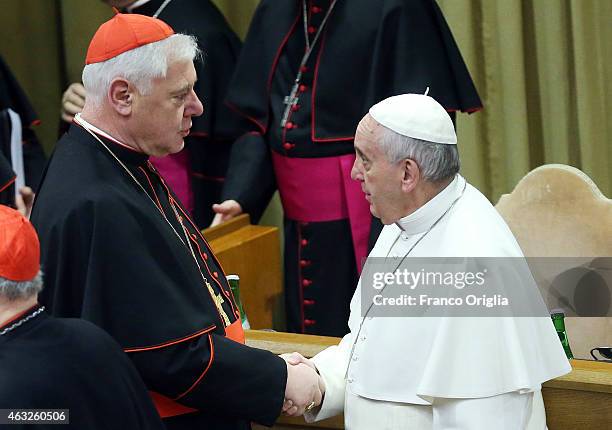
[{"x1": 82, "y1": 34, "x2": 200, "y2": 107}]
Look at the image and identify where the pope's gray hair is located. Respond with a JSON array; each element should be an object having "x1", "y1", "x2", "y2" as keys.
[
  {"x1": 378, "y1": 126, "x2": 460, "y2": 182},
  {"x1": 0, "y1": 270, "x2": 44, "y2": 302},
  {"x1": 82, "y1": 33, "x2": 201, "y2": 107}
]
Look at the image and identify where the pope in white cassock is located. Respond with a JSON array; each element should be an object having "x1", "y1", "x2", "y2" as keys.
[{"x1": 283, "y1": 93, "x2": 572, "y2": 429}]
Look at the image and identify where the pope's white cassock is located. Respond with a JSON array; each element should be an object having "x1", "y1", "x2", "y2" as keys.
[{"x1": 306, "y1": 95, "x2": 572, "y2": 429}]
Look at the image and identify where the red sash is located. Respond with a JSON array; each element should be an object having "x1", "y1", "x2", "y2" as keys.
[{"x1": 150, "y1": 320, "x2": 245, "y2": 418}]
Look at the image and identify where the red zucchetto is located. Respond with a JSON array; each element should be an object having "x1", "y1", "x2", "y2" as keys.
[
  {"x1": 85, "y1": 10, "x2": 174, "y2": 65},
  {"x1": 0, "y1": 205, "x2": 39, "y2": 282}
]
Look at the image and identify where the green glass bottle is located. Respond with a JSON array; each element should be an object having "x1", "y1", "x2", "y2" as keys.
[
  {"x1": 551, "y1": 309, "x2": 573, "y2": 359},
  {"x1": 227, "y1": 275, "x2": 250, "y2": 329}
]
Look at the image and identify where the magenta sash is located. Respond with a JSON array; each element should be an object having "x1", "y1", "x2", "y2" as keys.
[
  {"x1": 150, "y1": 150, "x2": 194, "y2": 215},
  {"x1": 272, "y1": 151, "x2": 371, "y2": 272}
]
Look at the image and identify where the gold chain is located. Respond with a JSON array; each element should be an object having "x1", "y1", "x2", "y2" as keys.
[{"x1": 75, "y1": 116, "x2": 231, "y2": 326}]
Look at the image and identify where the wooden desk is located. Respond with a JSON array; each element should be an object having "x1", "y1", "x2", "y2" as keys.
[
  {"x1": 203, "y1": 215, "x2": 283, "y2": 329},
  {"x1": 247, "y1": 330, "x2": 612, "y2": 430},
  {"x1": 543, "y1": 359, "x2": 612, "y2": 429}
]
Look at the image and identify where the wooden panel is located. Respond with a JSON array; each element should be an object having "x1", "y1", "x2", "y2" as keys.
[
  {"x1": 245, "y1": 331, "x2": 612, "y2": 429},
  {"x1": 203, "y1": 215, "x2": 282, "y2": 329},
  {"x1": 543, "y1": 359, "x2": 612, "y2": 394},
  {"x1": 542, "y1": 388, "x2": 611, "y2": 430},
  {"x1": 246, "y1": 330, "x2": 340, "y2": 358}
]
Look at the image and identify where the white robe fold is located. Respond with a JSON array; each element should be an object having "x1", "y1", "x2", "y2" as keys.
[{"x1": 308, "y1": 175, "x2": 571, "y2": 429}]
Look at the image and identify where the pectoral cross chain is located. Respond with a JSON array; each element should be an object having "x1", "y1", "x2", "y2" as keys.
[
  {"x1": 280, "y1": 80, "x2": 301, "y2": 129},
  {"x1": 279, "y1": 0, "x2": 339, "y2": 129}
]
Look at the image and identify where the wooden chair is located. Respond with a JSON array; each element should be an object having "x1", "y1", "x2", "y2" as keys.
[
  {"x1": 495, "y1": 164, "x2": 612, "y2": 360},
  {"x1": 495, "y1": 164, "x2": 612, "y2": 430}
]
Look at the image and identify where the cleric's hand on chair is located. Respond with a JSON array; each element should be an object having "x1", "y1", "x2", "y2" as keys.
[{"x1": 210, "y1": 199, "x2": 242, "y2": 227}]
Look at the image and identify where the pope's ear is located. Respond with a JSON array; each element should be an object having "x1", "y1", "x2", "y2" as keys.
[
  {"x1": 401, "y1": 158, "x2": 420, "y2": 193},
  {"x1": 107, "y1": 78, "x2": 133, "y2": 116}
]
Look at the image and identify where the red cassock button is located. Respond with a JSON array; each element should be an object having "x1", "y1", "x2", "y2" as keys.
[
  {"x1": 300, "y1": 239, "x2": 308, "y2": 246},
  {"x1": 285, "y1": 121, "x2": 295, "y2": 129},
  {"x1": 283, "y1": 142, "x2": 294, "y2": 150},
  {"x1": 299, "y1": 84, "x2": 308, "y2": 92},
  {"x1": 304, "y1": 299, "x2": 315, "y2": 306},
  {"x1": 203, "y1": 253, "x2": 208, "y2": 260},
  {"x1": 304, "y1": 319, "x2": 316, "y2": 326},
  {"x1": 291, "y1": 104, "x2": 300, "y2": 112},
  {"x1": 307, "y1": 26, "x2": 317, "y2": 34},
  {"x1": 300, "y1": 259, "x2": 311, "y2": 268},
  {"x1": 311, "y1": 6, "x2": 322, "y2": 13},
  {"x1": 300, "y1": 66, "x2": 308, "y2": 73},
  {"x1": 302, "y1": 279, "x2": 313, "y2": 287},
  {"x1": 213, "y1": 272, "x2": 219, "y2": 278}
]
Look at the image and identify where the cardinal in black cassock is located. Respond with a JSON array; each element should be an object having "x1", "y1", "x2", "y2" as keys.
[
  {"x1": 0, "y1": 312, "x2": 168, "y2": 430},
  {"x1": 31, "y1": 12, "x2": 288, "y2": 430},
  {"x1": 0, "y1": 205, "x2": 165, "y2": 430}
]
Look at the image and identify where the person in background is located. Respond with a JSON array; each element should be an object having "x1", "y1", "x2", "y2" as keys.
[
  {"x1": 213, "y1": 0, "x2": 483, "y2": 337},
  {"x1": 61, "y1": 0, "x2": 244, "y2": 227},
  {"x1": 0, "y1": 54, "x2": 46, "y2": 217}
]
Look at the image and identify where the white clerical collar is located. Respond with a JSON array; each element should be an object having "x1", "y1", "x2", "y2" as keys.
[
  {"x1": 127, "y1": 0, "x2": 153, "y2": 13},
  {"x1": 395, "y1": 174, "x2": 465, "y2": 235},
  {"x1": 74, "y1": 113, "x2": 142, "y2": 153}
]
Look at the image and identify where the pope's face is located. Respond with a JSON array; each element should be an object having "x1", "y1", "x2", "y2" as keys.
[
  {"x1": 130, "y1": 60, "x2": 203, "y2": 157},
  {"x1": 351, "y1": 114, "x2": 407, "y2": 224}
]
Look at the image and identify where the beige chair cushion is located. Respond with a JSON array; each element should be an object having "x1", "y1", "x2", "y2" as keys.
[{"x1": 496, "y1": 164, "x2": 612, "y2": 359}]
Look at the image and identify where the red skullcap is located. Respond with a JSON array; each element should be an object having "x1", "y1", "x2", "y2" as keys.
[
  {"x1": 0, "y1": 205, "x2": 40, "y2": 282},
  {"x1": 85, "y1": 10, "x2": 174, "y2": 65}
]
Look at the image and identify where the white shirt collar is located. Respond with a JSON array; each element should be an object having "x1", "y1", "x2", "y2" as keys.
[
  {"x1": 395, "y1": 174, "x2": 465, "y2": 235},
  {"x1": 127, "y1": 0, "x2": 153, "y2": 13},
  {"x1": 74, "y1": 113, "x2": 142, "y2": 153}
]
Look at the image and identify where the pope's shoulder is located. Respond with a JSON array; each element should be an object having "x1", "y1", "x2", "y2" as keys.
[{"x1": 446, "y1": 182, "x2": 523, "y2": 257}]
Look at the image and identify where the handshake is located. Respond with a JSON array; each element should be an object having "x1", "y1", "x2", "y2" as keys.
[{"x1": 281, "y1": 352, "x2": 326, "y2": 417}]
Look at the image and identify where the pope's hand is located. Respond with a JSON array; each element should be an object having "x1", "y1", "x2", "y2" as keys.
[
  {"x1": 61, "y1": 82, "x2": 86, "y2": 123},
  {"x1": 283, "y1": 361, "x2": 323, "y2": 417},
  {"x1": 282, "y1": 352, "x2": 317, "y2": 371},
  {"x1": 210, "y1": 199, "x2": 242, "y2": 227},
  {"x1": 281, "y1": 353, "x2": 325, "y2": 416}
]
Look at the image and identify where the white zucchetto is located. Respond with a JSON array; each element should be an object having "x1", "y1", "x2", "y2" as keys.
[{"x1": 369, "y1": 93, "x2": 457, "y2": 145}]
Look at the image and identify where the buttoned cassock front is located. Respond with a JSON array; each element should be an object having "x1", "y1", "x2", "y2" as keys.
[
  {"x1": 221, "y1": 0, "x2": 484, "y2": 336},
  {"x1": 307, "y1": 175, "x2": 571, "y2": 429}
]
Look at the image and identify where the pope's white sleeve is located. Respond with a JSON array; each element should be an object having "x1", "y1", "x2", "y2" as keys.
[{"x1": 304, "y1": 331, "x2": 354, "y2": 422}]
